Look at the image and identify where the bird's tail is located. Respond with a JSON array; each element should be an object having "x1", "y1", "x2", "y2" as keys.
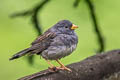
[{"x1": 9, "y1": 48, "x2": 31, "y2": 60}]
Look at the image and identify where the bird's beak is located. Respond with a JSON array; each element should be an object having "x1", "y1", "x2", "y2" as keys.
[{"x1": 71, "y1": 24, "x2": 78, "y2": 30}]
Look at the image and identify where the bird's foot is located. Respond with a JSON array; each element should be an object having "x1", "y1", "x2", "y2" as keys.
[
  {"x1": 56, "y1": 66, "x2": 72, "y2": 72},
  {"x1": 48, "y1": 67, "x2": 58, "y2": 72},
  {"x1": 48, "y1": 66, "x2": 71, "y2": 72}
]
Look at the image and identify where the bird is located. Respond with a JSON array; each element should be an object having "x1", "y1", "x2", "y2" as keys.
[{"x1": 9, "y1": 20, "x2": 78, "y2": 71}]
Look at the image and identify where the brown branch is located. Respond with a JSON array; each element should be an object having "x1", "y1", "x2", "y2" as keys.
[
  {"x1": 19, "y1": 49, "x2": 120, "y2": 80},
  {"x1": 85, "y1": 0, "x2": 105, "y2": 53},
  {"x1": 10, "y1": 0, "x2": 50, "y2": 65}
]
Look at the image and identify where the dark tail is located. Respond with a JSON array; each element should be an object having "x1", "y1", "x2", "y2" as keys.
[{"x1": 9, "y1": 48, "x2": 31, "y2": 60}]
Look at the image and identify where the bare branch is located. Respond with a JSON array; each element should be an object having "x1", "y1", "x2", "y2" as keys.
[
  {"x1": 10, "y1": 10, "x2": 32, "y2": 17},
  {"x1": 31, "y1": 0, "x2": 50, "y2": 35},
  {"x1": 73, "y1": 0, "x2": 81, "y2": 7},
  {"x1": 85, "y1": 0, "x2": 105, "y2": 53},
  {"x1": 11, "y1": 0, "x2": 50, "y2": 35},
  {"x1": 10, "y1": 0, "x2": 50, "y2": 64},
  {"x1": 19, "y1": 49, "x2": 120, "y2": 80}
]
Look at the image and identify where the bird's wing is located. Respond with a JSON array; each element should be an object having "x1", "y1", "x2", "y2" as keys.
[
  {"x1": 31, "y1": 30, "x2": 56, "y2": 45},
  {"x1": 29, "y1": 30, "x2": 56, "y2": 54}
]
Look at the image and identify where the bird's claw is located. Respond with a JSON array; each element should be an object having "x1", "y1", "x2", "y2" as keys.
[
  {"x1": 56, "y1": 66, "x2": 72, "y2": 72},
  {"x1": 48, "y1": 67, "x2": 58, "y2": 72},
  {"x1": 48, "y1": 66, "x2": 72, "y2": 72}
]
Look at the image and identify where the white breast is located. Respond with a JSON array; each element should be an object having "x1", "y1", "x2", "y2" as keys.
[{"x1": 62, "y1": 44, "x2": 77, "y2": 57}]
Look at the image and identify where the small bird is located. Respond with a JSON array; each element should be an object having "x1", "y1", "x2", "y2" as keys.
[{"x1": 9, "y1": 20, "x2": 78, "y2": 71}]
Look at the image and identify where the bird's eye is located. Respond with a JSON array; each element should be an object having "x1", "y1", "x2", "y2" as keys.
[{"x1": 65, "y1": 26, "x2": 68, "y2": 28}]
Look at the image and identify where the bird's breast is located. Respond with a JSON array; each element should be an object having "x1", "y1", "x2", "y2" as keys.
[
  {"x1": 64, "y1": 44, "x2": 77, "y2": 55},
  {"x1": 59, "y1": 34, "x2": 78, "y2": 58},
  {"x1": 41, "y1": 34, "x2": 78, "y2": 60}
]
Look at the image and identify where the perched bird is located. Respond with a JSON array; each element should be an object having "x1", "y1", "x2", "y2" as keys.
[{"x1": 9, "y1": 20, "x2": 78, "y2": 71}]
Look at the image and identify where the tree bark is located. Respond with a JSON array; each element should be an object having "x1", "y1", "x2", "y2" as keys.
[{"x1": 19, "y1": 49, "x2": 120, "y2": 80}]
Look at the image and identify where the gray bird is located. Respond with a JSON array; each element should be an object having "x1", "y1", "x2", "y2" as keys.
[{"x1": 9, "y1": 20, "x2": 78, "y2": 71}]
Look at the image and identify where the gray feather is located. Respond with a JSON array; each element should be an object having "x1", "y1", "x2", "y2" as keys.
[{"x1": 41, "y1": 33, "x2": 78, "y2": 60}]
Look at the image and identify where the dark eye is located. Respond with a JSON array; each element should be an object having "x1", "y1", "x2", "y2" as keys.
[{"x1": 65, "y1": 26, "x2": 68, "y2": 28}]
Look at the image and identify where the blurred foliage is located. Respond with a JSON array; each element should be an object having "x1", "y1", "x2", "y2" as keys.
[{"x1": 0, "y1": 0, "x2": 120, "y2": 80}]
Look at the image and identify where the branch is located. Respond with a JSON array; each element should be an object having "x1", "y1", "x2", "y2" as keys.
[
  {"x1": 11, "y1": 0, "x2": 50, "y2": 35},
  {"x1": 19, "y1": 49, "x2": 120, "y2": 80},
  {"x1": 85, "y1": 0, "x2": 105, "y2": 52},
  {"x1": 31, "y1": 0, "x2": 50, "y2": 35},
  {"x1": 73, "y1": 0, "x2": 81, "y2": 7},
  {"x1": 10, "y1": 0, "x2": 50, "y2": 65}
]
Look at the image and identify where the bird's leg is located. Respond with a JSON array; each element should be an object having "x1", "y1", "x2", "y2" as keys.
[
  {"x1": 56, "y1": 59, "x2": 71, "y2": 71},
  {"x1": 44, "y1": 59, "x2": 57, "y2": 71}
]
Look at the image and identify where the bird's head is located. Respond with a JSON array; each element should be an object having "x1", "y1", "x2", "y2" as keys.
[{"x1": 52, "y1": 20, "x2": 78, "y2": 35}]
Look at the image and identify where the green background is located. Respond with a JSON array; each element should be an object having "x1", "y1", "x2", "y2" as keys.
[{"x1": 0, "y1": 0, "x2": 120, "y2": 80}]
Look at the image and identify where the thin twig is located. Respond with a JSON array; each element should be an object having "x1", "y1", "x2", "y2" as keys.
[
  {"x1": 73, "y1": 0, "x2": 81, "y2": 7},
  {"x1": 31, "y1": 0, "x2": 50, "y2": 35},
  {"x1": 11, "y1": 0, "x2": 50, "y2": 35},
  {"x1": 85, "y1": 0, "x2": 105, "y2": 52},
  {"x1": 10, "y1": 0, "x2": 50, "y2": 64}
]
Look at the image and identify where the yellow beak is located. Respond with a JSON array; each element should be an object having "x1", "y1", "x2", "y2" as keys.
[{"x1": 71, "y1": 24, "x2": 78, "y2": 30}]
